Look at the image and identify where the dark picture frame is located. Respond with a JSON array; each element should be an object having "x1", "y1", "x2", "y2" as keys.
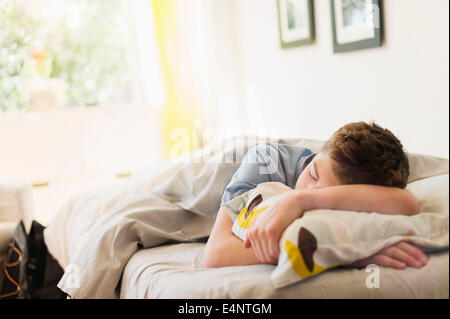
[
  {"x1": 277, "y1": 0, "x2": 315, "y2": 48},
  {"x1": 330, "y1": 0, "x2": 382, "y2": 53}
]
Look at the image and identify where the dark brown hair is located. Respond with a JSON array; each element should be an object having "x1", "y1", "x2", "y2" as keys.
[{"x1": 322, "y1": 121, "x2": 410, "y2": 188}]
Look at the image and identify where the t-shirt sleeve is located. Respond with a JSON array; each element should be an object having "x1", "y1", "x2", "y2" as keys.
[
  {"x1": 223, "y1": 188, "x2": 252, "y2": 222},
  {"x1": 220, "y1": 143, "x2": 282, "y2": 207}
]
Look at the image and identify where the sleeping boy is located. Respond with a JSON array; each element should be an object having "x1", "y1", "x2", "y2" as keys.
[{"x1": 203, "y1": 121, "x2": 428, "y2": 269}]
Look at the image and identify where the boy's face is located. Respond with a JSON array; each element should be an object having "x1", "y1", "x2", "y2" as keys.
[{"x1": 295, "y1": 151, "x2": 340, "y2": 190}]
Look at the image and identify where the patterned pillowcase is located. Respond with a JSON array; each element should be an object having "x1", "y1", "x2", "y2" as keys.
[
  {"x1": 224, "y1": 176, "x2": 449, "y2": 288},
  {"x1": 271, "y1": 174, "x2": 449, "y2": 288}
]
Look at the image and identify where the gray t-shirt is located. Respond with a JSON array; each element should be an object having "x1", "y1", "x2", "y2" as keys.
[{"x1": 220, "y1": 142, "x2": 316, "y2": 207}]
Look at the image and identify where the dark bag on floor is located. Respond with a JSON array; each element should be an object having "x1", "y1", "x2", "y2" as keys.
[{"x1": 0, "y1": 220, "x2": 67, "y2": 299}]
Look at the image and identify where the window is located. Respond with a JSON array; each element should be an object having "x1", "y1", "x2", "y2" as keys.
[{"x1": 0, "y1": 0, "x2": 133, "y2": 112}]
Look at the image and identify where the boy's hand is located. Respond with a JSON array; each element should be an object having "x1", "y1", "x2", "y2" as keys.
[
  {"x1": 349, "y1": 241, "x2": 428, "y2": 269},
  {"x1": 243, "y1": 190, "x2": 303, "y2": 264}
]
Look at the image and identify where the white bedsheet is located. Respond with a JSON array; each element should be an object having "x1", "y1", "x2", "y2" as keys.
[{"x1": 120, "y1": 242, "x2": 449, "y2": 299}]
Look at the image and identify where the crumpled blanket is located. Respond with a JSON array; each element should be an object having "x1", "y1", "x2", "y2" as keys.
[{"x1": 45, "y1": 135, "x2": 301, "y2": 298}]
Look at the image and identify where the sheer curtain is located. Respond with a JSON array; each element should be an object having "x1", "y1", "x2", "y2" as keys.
[{"x1": 129, "y1": 0, "x2": 246, "y2": 158}]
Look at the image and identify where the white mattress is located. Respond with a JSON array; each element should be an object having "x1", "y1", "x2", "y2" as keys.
[{"x1": 120, "y1": 242, "x2": 449, "y2": 299}]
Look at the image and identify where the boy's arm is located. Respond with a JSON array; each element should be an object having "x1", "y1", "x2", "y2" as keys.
[
  {"x1": 243, "y1": 184, "x2": 420, "y2": 263},
  {"x1": 203, "y1": 206, "x2": 276, "y2": 268},
  {"x1": 205, "y1": 187, "x2": 426, "y2": 269},
  {"x1": 296, "y1": 184, "x2": 419, "y2": 217}
]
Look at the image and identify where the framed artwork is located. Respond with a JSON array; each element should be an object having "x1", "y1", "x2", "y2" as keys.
[
  {"x1": 277, "y1": 0, "x2": 315, "y2": 48},
  {"x1": 330, "y1": 0, "x2": 382, "y2": 53}
]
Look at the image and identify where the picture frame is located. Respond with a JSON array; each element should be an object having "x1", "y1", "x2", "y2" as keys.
[
  {"x1": 277, "y1": 0, "x2": 315, "y2": 48},
  {"x1": 330, "y1": 0, "x2": 382, "y2": 53}
]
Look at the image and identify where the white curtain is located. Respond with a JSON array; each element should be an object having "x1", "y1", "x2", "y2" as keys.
[{"x1": 127, "y1": 0, "x2": 246, "y2": 137}]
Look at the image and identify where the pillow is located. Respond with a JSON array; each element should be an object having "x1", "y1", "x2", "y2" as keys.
[{"x1": 270, "y1": 174, "x2": 449, "y2": 288}]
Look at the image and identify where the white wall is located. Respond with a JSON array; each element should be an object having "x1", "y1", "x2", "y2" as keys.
[{"x1": 228, "y1": 0, "x2": 449, "y2": 158}]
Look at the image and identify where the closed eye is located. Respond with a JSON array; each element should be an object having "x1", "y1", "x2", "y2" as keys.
[{"x1": 309, "y1": 169, "x2": 317, "y2": 181}]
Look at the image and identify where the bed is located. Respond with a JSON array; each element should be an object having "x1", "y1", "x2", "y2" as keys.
[
  {"x1": 43, "y1": 135, "x2": 449, "y2": 299},
  {"x1": 120, "y1": 242, "x2": 448, "y2": 299}
]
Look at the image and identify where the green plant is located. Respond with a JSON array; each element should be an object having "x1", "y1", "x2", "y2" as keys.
[{"x1": 0, "y1": 0, "x2": 130, "y2": 112}]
